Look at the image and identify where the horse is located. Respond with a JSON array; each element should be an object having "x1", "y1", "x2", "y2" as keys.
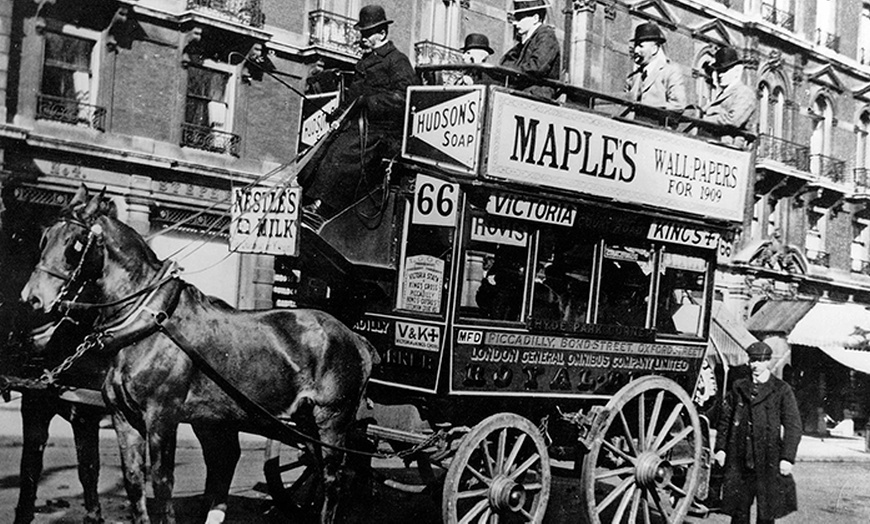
[
  {"x1": 20, "y1": 185, "x2": 378, "y2": 524},
  {"x1": 0, "y1": 299, "x2": 106, "y2": 524}
]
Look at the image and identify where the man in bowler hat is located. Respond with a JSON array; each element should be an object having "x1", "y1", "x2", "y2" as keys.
[
  {"x1": 714, "y1": 341, "x2": 801, "y2": 524},
  {"x1": 702, "y1": 46, "x2": 757, "y2": 146},
  {"x1": 455, "y1": 33, "x2": 494, "y2": 85},
  {"x1": 500, "y1": 0, "x2": 561, "y2": 99},
  {"x1": 299, "y1": 4, "x2": 417, "y2": 220},
  {"x1": 624, "y1": 22, "x2": 687, "y2": 111}
]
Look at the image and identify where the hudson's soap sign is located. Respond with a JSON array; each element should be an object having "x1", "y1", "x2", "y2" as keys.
[
  {"x1": 402, "y1": 86, "x2": 485, "y2": 175},
  {"x1": 485, "y1": 91, "x2": 751, "y2": 222}
]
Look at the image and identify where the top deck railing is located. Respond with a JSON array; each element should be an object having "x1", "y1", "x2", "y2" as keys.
[{"x1": 415, "y1": 63, "x2": 756, "y2": 146}]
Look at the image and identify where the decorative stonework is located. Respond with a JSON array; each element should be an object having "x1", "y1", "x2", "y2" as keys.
[{"x1": 573, "y1": 0, "x2": 596, "y2": 12}]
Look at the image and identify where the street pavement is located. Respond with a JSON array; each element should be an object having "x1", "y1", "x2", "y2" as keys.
[{"x1": 1, "y1": 393, "x2": 869, "y2": 523}]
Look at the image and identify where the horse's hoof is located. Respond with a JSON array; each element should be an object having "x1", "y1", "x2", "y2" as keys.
[{"x1": 83, "y1": 509, "x2": 104, "y2": 524}]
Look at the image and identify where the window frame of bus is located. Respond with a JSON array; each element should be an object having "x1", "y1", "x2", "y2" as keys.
[
  {"x1": 394, "y1": 192, "x2": 456, "y2": 316},
  {"x1": 651, "y1": 244, "x2": 712, "y2": 339}
]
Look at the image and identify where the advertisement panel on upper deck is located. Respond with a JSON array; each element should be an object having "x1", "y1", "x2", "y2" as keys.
[
  {"x1": 485, "y1": 91, "x2": 752, "y2": 223},
  {"x1": 402, "y1": 86, "x2": 485, "y2": 176}
]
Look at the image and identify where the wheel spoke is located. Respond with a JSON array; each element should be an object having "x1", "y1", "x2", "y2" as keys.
[
  {"x1": 521, "y1": 481, "x2": 543, "y2": 492},
  {"x1": 665, "y1": 481, "x2": 687, "y2": 498},
  {"x1": 482, "y1": 439, "x2": 496, "y2": 478},
  {"x1": 629, "y1": 487, "x2": 641, "y2": 523},
  {"x1": 497, "y1": 428, "x2": 507, "y2": 475},
  {"x1": 657, "y1": 424, "x2": 694, "y2": 456},
  {"x1": 651, "y1": 403, "x2": 684, "y2": 450},
  {"x1": 476, "y1": 507, "x2": 492, "y2": 524},
  {"x1": 519, "y1": 507, "x2": 534, "y2": 521},
  {"x1": 638, "y1": 391, "x2": 646, "y2": 450},
  {"x1": 642, "y1": 494, "x2": 651, "y2": 524},
  {"x1": 596, "y1": 475, "x2": 635, "y2": 513},
  {"x1": 669, "y1": 456, "x2": 696, "y2": 467},
  {"x1": 644, "y1": 390, "x2": 664, "y2": 446},
  {"x1": 456, "y1": 487, "x2": 490, "y2": 500},
  {"x1": 613, "y1": 484, "x2": 637, "y2": 523},
  {"x1": 458, "y1": 499, "x2": 491, "y2": 524},
  {"x1": 508, "y1": 452, "x2": 541, "y2": 481},
  {"x1": 594, "y1": 464, "x2": 635, "y2": 481},
  {"x1": 601, "y1": 437, "x2": 636, "y2": 465},
  {"x1": 504, "y1": 433, "x2": 528, "y2": 475},
  {"x1": 465, "y1": 462, "x2": 493, "y2": 486},
  {"x1": 645, "y1": 485, "x2": 675, "y2": 523},
  {"x1": 618, "y1": 410, "x2": 640, "y2": 456}
]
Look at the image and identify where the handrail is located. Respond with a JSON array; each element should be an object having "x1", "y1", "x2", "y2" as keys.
[{"x1": 415, "y1": 63, "x2": 757, "y2": 144}]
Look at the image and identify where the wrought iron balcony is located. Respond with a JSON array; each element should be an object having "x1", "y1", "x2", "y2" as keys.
[
  {"x1": 36, "y1": 94, "x2": 106, "y2": 131},
  {"x1": 309, "y1": 10, "x2": 361, "y2": 58},
  {"x1": 757, "y1": 134, "x2": 810, "y2": 172},
  {"x1": 855, "y1": 168, "x2": 870, "y2": 194},
  {"x1": 816, "y1": 29, "x2": 840, "y2": 52},
  {"x1": 810, "y1": 153, "x2": 846, "y2": 183},
  {"x1": 806, "y1": 249, "x2": 830, "y2": 267},
  {"x1": 761, "y1": 2, "x2": 795, "y2": 32},
  {"x1": 181, "y1": 123, "x2": 240, "y2": 156},
  {"x1": 415, "y1": 41, "x2": 464, "y2": 85},
  {"x1": 187, "y1": 0, "x2": 264, "y2": 28}
]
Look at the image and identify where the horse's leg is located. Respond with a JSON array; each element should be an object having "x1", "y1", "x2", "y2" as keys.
[
  {"x1": 112, "y1": 410, "x2": 150, "y2": 524},
  {"x1": 147, "y1": 422, "x2": 179, "y2": 524},
  {"x1": 313, "y1": 406, "x2": 351, "y2": 524},
  {"x1": 14, "y1": 391, "x2": 54, "y2": 524},
  {"x1": 70, "y1": 402, "x2": 104, "y2": 524},
  {"x1": 192, "y1": 423, "x2": 240, "y2": 524}
]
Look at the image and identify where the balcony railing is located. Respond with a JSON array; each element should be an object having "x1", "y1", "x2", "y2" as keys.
[
  {"x1": 855, "y1": 168, "x2": 870, "y2": 193},
  {"x1": 415, "y1": 41, "x2": 465, "y2": 85},
  {"x1": 757, "y1": 134, "x2": 810, "y2": 172},
  {"x1": 810, "y1": 153, "x2": 846, "y2": 183},
  {"x1": 851, "y1": 258, "x2": 870, "y2": 275},
  {"x1": 36, "y1": 94, "x2": 106, "y2": 131},
  {"x1": 761, "y1": 2, "x2": 795, "y2": 32},
  {"x1": 181, "y1": 123, "x2": 240, "y2": 156},
  {"x1": 309, "y1": 10, "x2": 361, "y2": 58},
  {"x1": 806, "y1": 249, "x2": 830, "y2": 267},
  {"x1": 187, "y1": 0, "x2": 264, "y2": 28},
  {"x1": 816, "y1": 29, "x2": 841, "y2": 52}
]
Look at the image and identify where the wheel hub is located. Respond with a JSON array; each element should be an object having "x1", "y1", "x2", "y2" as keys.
[
  {"x1": 488, "y1": 475, "x2": 527, "y2": 513},
  {"x1": 634, "y1": 451, "x2": 672, "y2": 488}
]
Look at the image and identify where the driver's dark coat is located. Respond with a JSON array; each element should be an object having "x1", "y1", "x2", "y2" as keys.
[
  {"x1": 345, "y1": 40, "x2": 416, "y2": 131},
  {"x1": 715, "y1": 375, "x2": 801, "y2": 520},
  {"x1": 499, "y1": 24, "x2": 561, "y2": 99}
]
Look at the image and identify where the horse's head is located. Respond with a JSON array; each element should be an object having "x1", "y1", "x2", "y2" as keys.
[{"x1": 20, "y1": 184, "x2": 141, "y2": 315}]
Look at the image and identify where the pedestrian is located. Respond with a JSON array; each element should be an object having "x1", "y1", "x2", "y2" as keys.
[
  {"x1": 624, "y1": 21, "x2": 687, "y2": 111},
  {"x1": 298, "y1": 4, "x2": 417, "y2": 220},
  {"x1": 714, "y1": 340, "x2": 802, "y2": 524},
  {"x1": 499, "y1": 0, "x2": 561, "y2": 99},
  {"x1": 702, "y1": 46, "x2": 757, "y2": 147},
  {"x1": 455, "y1": 33, "x2": 495, "y2": 86}
]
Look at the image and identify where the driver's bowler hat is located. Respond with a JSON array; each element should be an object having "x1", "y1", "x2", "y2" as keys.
[{"x1": 355, "y1": 5, "x2": 393, "y2": 32}]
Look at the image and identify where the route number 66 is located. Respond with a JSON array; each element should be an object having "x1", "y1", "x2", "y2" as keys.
[{"x1": 413, "y1": 174, "x2": 458, "y2": 227}]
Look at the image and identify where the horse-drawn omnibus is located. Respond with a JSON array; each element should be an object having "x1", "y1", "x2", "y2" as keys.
[{"x1": 273, "y1": 64, "x2": 755, "y2": 523}]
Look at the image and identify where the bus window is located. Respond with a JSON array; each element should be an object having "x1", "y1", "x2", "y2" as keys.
[
  {"x1": 655, "y1": 251, "x2": 708, "y2": 336},
  {"x1": 532, "y1": 228, "x2": 594, "y2": 328},
  {"x1": 396, "y1": 208, "x2": 454, "y2": 316},
  {"x1": 596, "y1": 243, "x2": 653, "y2": 327},
  {"x1": 460, "y1": 214, "x2": 529, "y2": 321}
]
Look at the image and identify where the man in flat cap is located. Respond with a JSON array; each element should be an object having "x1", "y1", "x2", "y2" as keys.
[
  {"x1": 702, "y1": 46, "x2": 757, "y2": 147},
  {"x1": 300, "y1": 4, "x2": 417, "y2": 220},
  {"x1": 624, "y1": 22, "x2": 687, "y2": 111},
  {"x1": 715, "y1": 341, "x2": 802, "y2": 524},
  {"x1": 500, "y1": 0, "x2": 561, "y2": 99}
]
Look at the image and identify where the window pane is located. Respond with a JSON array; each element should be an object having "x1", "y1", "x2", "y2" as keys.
[
  {"x1": 397, "y1": 206, "x2": 454, "y2": 315},
  {"x1": 460, "y1": 214, "x2": 528, "y2": 321},
  {"x1": 596, "y1": 243, "x2": 652, "y2": 327},
  {"x1": 44, "y1": 32, "x2": 92, "y2": 70},
  {"x1": 531, "y1": 227, "x2": 594, "y2": 329},
  {"x1": 187, "y1": 67, "x2": 228, "y2": 101},
  {"x1": 656, "y1": 252, "x2": 707, "y2": 335}
]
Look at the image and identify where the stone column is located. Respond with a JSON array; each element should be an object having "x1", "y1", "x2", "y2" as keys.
[
  {"x1": 0, "y1": 0, "x2": 12, "y2": 123},
  {"x1": 124, "y1": 175, "x2": 152, "y2": 235},
  {"x1": 567, "y1": 0, "x2": 597, "y2": 86},
  {"x1": 237, "y1": 253, "x2": 275, "y2": 310}
]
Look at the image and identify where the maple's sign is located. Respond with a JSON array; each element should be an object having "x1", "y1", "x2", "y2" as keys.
[
  {"x1": 402, "y1": 86, "x2": 485, "y2": 175},
  {"x1": 485, "y1": 91, "x2": 752, "y2": 222}
]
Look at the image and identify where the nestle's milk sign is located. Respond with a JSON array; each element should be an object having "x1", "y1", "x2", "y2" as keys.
[{"x1": 402, "y1": 86, "x2": 485, "y2": 175}]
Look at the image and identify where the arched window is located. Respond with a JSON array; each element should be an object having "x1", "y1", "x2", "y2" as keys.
[
  {"x1": 758, "y1": 82, "x2": 771, "y2": 135},
  {"x1": 428, "y1": 0, "x2": 461, "y2": 49},
  {"x1": 810, "y1": 95, "x2": 834, "y2": 176},
  {"x1": 857, "y1": 111, "x2": 870, "y2": 171},
  {"x1": 696, "y1": 53, "x2": 716, "y2": 109},
  {"x1": 772, "y1": 86, "x2": 786, "y2": 138}
]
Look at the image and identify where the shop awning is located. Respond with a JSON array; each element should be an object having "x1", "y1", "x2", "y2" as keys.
[
  {"x1": 709, "y1": 302, "x2": 757, "y2": 366},
  {"x1": 788, "y1": 302, "x2": 870, "y2": 375},
  {"x1": 746, "y1": 300, "x2": 815, "y2": 335}
]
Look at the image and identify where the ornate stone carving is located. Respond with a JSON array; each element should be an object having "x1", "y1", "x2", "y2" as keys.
[{"x1": 573, "y1": 0, "x2": 596, "y2": 13}]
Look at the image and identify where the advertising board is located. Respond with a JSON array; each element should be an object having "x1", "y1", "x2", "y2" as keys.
[{"x1": 229, "y1": 186, "x2": 301, "y2": 256}]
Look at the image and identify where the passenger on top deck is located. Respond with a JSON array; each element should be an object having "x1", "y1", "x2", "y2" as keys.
[
  {"x1": 298, "y1": 4, "x2": 417, "y2": 221},
  {"x1": 454, "y1": 33, "x2": 495, "y2": 86},
  {"x1": 624, "y1": 22, "x2": 687, "y2": 112},
  {"x1": 701, "y1": 46, "x2": 757, "y2": 148},
  {"x1": 499, "y1": 0, "x2": 561, "y2": 100}
]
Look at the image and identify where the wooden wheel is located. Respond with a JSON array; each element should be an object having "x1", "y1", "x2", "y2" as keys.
[
  {"x1": 443, "y1": 413, "x2": 551, "y2": 524},
  {"x1": 263, "y1": 439, "x2": 322, "y2": 519},
  {"x1": 581, "y1": 376, "x2": 703, "y2": 524}
]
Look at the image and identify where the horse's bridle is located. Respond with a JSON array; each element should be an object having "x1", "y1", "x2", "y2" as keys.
[{"x1": 34, "y1": 217, "x2": 103, "y2": 315}]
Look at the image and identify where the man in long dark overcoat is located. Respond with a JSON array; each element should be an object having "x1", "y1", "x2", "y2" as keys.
[
  {"x1": 299, "y1": 4, "x2": 417, "y2": 219},
  {"x1": 714, "y1": 341, "x2": 802, "y2": 524},
  {"x1": 499, "y1": 0, "x2": 561, "y2": 99}
]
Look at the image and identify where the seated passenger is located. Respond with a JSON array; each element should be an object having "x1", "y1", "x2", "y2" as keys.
[
  {"x1": 701, "y1": 46, "x2": 757, "y2": 147},
  {"x1": 500, "y1": 0, "x2": 561, "y2": 99},
  {"x1": 454, "y1": 33, "x2": 495, "y2": 86},
  {"x1": 476, "y1": 249, "x2": 524, "y2": 321},
  {"x1": 624, "y1": 22, "x2": 687, "y2": 112}
]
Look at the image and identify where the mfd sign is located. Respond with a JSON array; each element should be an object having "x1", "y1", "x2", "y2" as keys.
[
  {"x1": 403, "y1": 86, "x2": 484, "y2": 175},
  {"x1": 230, "y1": 186, "x2": 301, "y2": 256}
]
